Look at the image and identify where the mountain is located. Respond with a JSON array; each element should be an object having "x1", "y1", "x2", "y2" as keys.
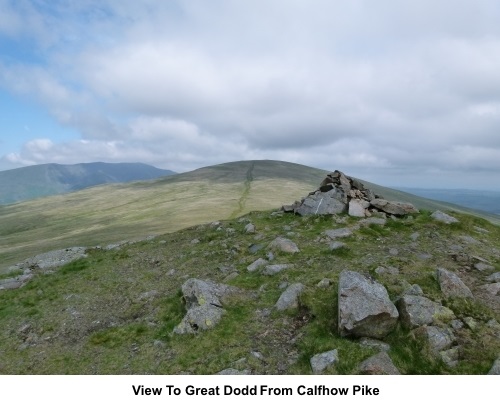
[
  {"x1": 0, "y1": 162, "x2": 175, "y2": 204},
  {"x1": 396, "y1": 188, "x2": 500, "y2": 216},
  {"x1": 1, "y1": 160, "x2": 499, "y2": 270}
]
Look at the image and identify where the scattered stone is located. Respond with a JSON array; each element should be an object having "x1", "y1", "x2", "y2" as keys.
[
  {"x1": 480, "y1": 283, "x2": 500, "y2": 296},
  {"x1": 329, "y1": 241, "x2": 346, "y2": 250},
  {"x1": 310, "y1": 349, "x2": 339, "y2": 374},
  {"x1": 338, "y1": 270, "x2": 399, "y2": 339},
  {"x1": 389, "y1": 248, "x2": 399, "y2": 256},
  {"x1": 325, "y1": 228, "x2": 353, "y2": 239},
  {"x1": 440, "y1": 346, "x2": 460, "y2": 367},
  {"x1": 415, "y1": 325, "x2": 455, "y2": 354},
  {"x1": 410, "y1": 232, "x2": 420, "y2": 241},
  {"x1": 358, "y1": 352, "x2": 400, "y2": 375},
  {"x1": 359, "y1": 217, "x2": 387, "y2": 227},
  {"x1": 404, "y1": 284, "x2": 423, "y2": 296},
  {"x1": 488, "y1": 357, "x2": 500, "y2": 375},
  {"x1": 248, "y1": 244, "x2": 264, "y2": 254},
  {"x1": 190, "y1": 238, "x2": 200, "y2": 244},
  {"x1": 473, "y1": 226, "x2": 489, "y2": 234},
  {"x1": 251, "y1": 351, "x2": 265, "y2": 361},
  {"x1": 370, "y1": 199, "x2": 419, "y2": 216},
  {"x1": 475, "y1": 262, "x2": 495, "y2": 272},
  {"x1": 216, "y1": 368, "x2": 251, "y2": 375},
  {"x1": 375, "y1": 266, "x2": 399, "y2": 276},
  {"x1": 137, "y1": 290, "x2": 159, "y2": 301},
  {"x1": 359, "y1": 337, "x2": 390, "y2": 352},
  {"x1": 247, "y1": 258, "x2": 268, "y2": 272},
  {"x1": 417, "y1": 253, "x2": 433, "y2": 260},
  {"x1": 431, "y1": 211, "x2": 459, "y2": 224},
  {"x1": 268, "y1": 237, "x2": 300, "y2": 253},
  {"x1": 486, "y1": 273, "x2": 500, "y2": 282},
  {"x1": 263, "y1": 264, "x2": 292, "y2": 275},
  {"x1": 275, "y1": 283, "x2": 305, "y2": 311},
  {"x1": 223, "y1": 272, "x2": 239, "y2": 283},
  {"x1": 436, "y1": 268, "x2": 473, "y2": 299},
  {"x1": 266, "y1": 251, "x2": 275, "y2": 261},
  {"x1": 463, "y1": 317, "x2": 479, "y2": 331},
  {"x1": 460, "y1": 235, "x2": 480, "y2": 244},
  {"x1": 278, "y1": 282, "x2": 289, "y2": 290},
  {"x1": 173, "y1": 279, "x2": 242, "y2": 334},
  {"x1": 450, "y1": 319, "x2": 464, "y2": 330},
  {"x1": 317, "y1": 278, "x2": 331, "y2": 288},
  {"x1": 397, "y1": 294, "x2": 455, "y2": 329},
  {"x1": 244, "y1": 223, "x2": 256, "y2": 234}
]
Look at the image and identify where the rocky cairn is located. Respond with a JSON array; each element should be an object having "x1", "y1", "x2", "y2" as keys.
[{"x1": 282, "y1": 169, "x2": 419, "y2": 217}]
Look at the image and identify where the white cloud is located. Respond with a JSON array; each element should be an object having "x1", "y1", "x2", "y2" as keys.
[{"x1": 1, "y1": 1, "x2": 500, "y2": 189}]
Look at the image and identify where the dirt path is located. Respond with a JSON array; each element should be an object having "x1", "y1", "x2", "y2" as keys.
[{"x1": 229, "y1": 161, "x2": 254, "y2": 219}]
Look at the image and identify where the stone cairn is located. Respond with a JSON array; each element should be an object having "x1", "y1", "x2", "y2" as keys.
[{"x1": 282, "y1": 170, "x2": 419, "y2": 217}]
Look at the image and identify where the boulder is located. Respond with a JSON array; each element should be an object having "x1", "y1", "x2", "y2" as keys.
[
  {"x1": 247, "y1": 258, "x2": 268, "y2": 272},
  {"x1": 415, "y1": 325, "x2": 455, "y2": 354},
  {"x1": 348, "y1": 199, "x2": 368, "y2": 217},
  {"x1": 397, "y1": 294, "x2": 455, "y2": 329},
  {"x1": 173, "y1": 279, "x2": 242, "y2": 334},
  {"x1": 486, "y1": 273, "x2": 500, "y2": 282},
  {"x1": 358, "y1": 352, "x2": 401, "y2": 375},
  {"x1": 310, "y1": 349, "x2": 339, "y2": 374},
  {"x1": 480, "y1": 283, "x2": 500, "y2": 296},
  {"x1": 436, "y1": 268, "x2": 473, "y2": 299},
  {"x1": 268, "y1": 237, "x2": 300, "y2": 253},
  {"x1": 275, "y1": 283, "x2": 305, "y2": 311},
  {"x1": 263, "y1": 264, "x2": 292, "y2": 275},
  {"x1": 431, "y1": 211, "x2": 459, "y2": 224},
  {"x1": 338, "y1": 270, "x2": 399, "y2": 338},
  {"x1": 295, "y1": 188, "x2": 347, "y2": 216},
  {"x1": 370, "y1": 199, "x2": 419, "y2": 216}
]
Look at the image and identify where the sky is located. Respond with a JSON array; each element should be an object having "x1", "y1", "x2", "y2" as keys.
[{"x1": 1, "y1": 0, "x2": 500, "y2": 190}]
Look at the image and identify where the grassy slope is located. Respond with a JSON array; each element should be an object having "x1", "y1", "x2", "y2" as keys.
[
  {"x1": 1, "y1": 160, "x2": 499, "y2": 270},
  {"x1": 0, "y1": 209, "x2": 499, "y2": 374}
]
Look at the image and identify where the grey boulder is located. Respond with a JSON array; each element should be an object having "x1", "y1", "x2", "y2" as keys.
[
  {"x1": 436, "y1": 268, "x2": 473, "y2": 299},
  {"x1": 338, "y1": 270, "x2": 399, "y2": 339}
]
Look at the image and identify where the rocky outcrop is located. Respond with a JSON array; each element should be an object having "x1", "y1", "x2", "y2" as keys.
[
  {"x1": 173, "y1": 279, "x2": 243, "y2": 334},
  {"x1": 283, "y1": 170, "x2": 418, "y2": 218},
  {"x1": 338, "y1": 270, "x2": 399, "y2": 338}
]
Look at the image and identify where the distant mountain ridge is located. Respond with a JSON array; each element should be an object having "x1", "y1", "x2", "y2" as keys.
[{"x1": 0, "y1": 162, "x2": 175, "y2": 204}]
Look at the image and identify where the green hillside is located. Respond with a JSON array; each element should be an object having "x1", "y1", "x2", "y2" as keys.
[{"x1": 1, "y1": 160, "x2": 499, "y2": 270}]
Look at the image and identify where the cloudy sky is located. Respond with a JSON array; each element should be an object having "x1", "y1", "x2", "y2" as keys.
[{"x1": 1, "y1": 0, "x2": 500, "y2": 189}]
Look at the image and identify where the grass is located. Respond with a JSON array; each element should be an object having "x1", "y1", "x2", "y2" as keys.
[{"x1": 0, "y1": 188, "x2": 499, "y2": 374}]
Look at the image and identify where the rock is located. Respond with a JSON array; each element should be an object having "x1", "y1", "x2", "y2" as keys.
[
  {"x1": 375, "y1": 266, "x2": 399, "y2": 276},
  {"x1": 480, "y1": 283, "x2": 500, "y2": 296},
  {"x1": 440, "y1": 346, "x2": 460, "y2": 367},
  {"x1": 486, "y1": 273, "x2": 500, "y2": 282},
  {"x1": 244, "y1": 223, "x2": 256, "y2": 233},
  {"x1": 190, "y1": 238, "x2": 200, "y2": 244},
  {"x1": 388, "y1": 248, "x2": 399, "y2": 256},
  {"x1": 473, "y1": 226, "x2": 489, "y2": 234},
  {"x1": 370, "y1": 199, "x2": 419, "y2": 216},
  {"x1": 358, "y1": 352, "x2": 401, "y2": 375},
  {"x1": 359, "y1": 337, "x2": 390, "y2": 352},
  {"x1": 248, "y1": 243, "x2": 264, "y2": 254},
  {"x1": 475, "y1": 262, "x2": 495, "y2": 272},
  {"x1": 310, "y1": 349, "x2": 339, "y2": 374},
  {"x1": 436, "y1": 268, "x2": 473, "y2": 298},
  {"x1": 263, "y1": 264, "x2": 292, "y2": 275},
  {"x1": 216, "y1": 368, "x2": 251, "y2": 375},
  {"x1": 415, "y1": 325, "x2": 455, "y2": 354},
  {"x1": 173, "y1": 279, "x2": 242, "y2": 334},
  {"x1": 459, "y1": 235, "x2": 479, "y2": 244},
  {"x1": 397, "y1": 295, "x2": 455, "y2": 329},
  {"x1": 247, "y1": 258, "x2": 268, "y2": 272},
  {"x1": 325, "y1": 228, "x2": 353, "y2": 239},
  {"x1": 463, "y1": 317, "x2": 479, "y2": 331},
  {"x1": 450, "y1": 319, "x2": 464, "y2": 330},
  {"x1": 338, "y1": 270, "x2": 399, "y2": 339},
  {"x1": 275, "y1": 283, "x2": 305, "y2": 311},
  {"x1": 295, "y1": 188, "x2": 347, "y2": 216},
  {"x1": 488, "y1": 357, "x2": 500, "y2": 375},
  {"x1": 317, "y1": 278, "x2": 331, "y2": 288},
  {"x1": 329, "y1": 241, "x2": 346, "y2": 250},
  {"x1": 348, "y1": 199, "x2": 368, "y2": 217},
  {"x1": 404, "y1": 284, "x2": 424, "y2": 296},
  {"x1": 268, "y1": 237, "x2": 300, "y2": 253},
  {"x1": 410, "y1": 232, "x2": 420, "y2": 241},
  {"x1": 359, "y1": 217, "x2": 387, "y2": 227},
  {"x1": 431, "y1": 211, "x2": 459, "y2": 224}
]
